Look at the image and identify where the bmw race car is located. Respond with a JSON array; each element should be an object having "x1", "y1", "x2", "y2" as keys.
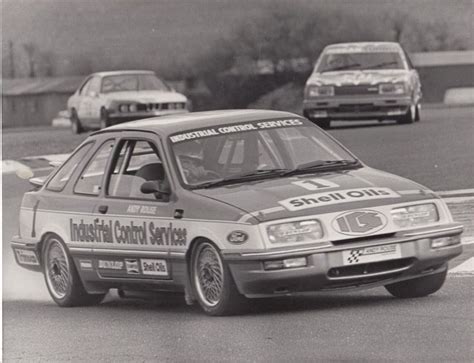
[
  {"x1": 303, "y1": 42, "x2": 422, "y2": 128},
  {"x1": 12, "y1": 110, "x2": 462, "y2": 315},
  {"x1": 67, "y1": 70, "x2": 189, "y2": 134}
]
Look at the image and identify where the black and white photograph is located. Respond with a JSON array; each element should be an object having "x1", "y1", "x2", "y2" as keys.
[{"x1": 1, "y1": 0, "x2": 473, "y2": 361}]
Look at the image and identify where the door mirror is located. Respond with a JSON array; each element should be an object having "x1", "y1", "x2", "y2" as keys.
[
  {"x1": 88, "y1": 91, "x2": 98, "y2": 98},
  {"x1": 140, "y1": 181, "x2": 170, "y2": 198}
]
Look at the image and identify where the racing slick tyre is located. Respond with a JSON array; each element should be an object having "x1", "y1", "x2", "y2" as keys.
[
  {"x1": 70, "y1": 109, "x2": 84, "y2": 134},
  {"x1": 384, "y1": 269, "x2": 447, "y2": 298},
  {"x1": 191, "y1": 241, "x2": 247, "y2": 316},
  {"x1": 313, "y1": 118, "x2": 331, "y2": 129},
  {"x1": 415, "y1": 103, "x2": 421, "y2": 122},
  {"x1": 100, "y1": 108, "x2": 110, "y2": 129},
  {"x1": 397, "y1": 104, "x2": 416, "y2": 124},
  {"x1": 42, "y1": 235, "x2": 105, "y2": 307}
]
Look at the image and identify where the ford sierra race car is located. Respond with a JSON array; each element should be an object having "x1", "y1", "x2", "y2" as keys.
[
  {"x1": 12, "y1": 110, "x2": 462, "y2": 315},
  {"x1": 67, "y1": 70, "x2": 189, "y2": 134},
  {"x1": 303, "y1": 42, "x2": 422, "y2": 128}
]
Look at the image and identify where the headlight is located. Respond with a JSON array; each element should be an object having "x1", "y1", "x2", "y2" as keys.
[
  {"x1": 119, "y1": 104, "x2": 128, "y2": 112},
  {"x1": 391, "y1": 203, "x2": 439, "y2": 228},
  {"x1": 267, "y1": 219, "x2": 323, "y2": 244},
  {"x1": 129, "y1": 104, "x2": 137, "y2": 112},
  {"x1": 307, "y1": 85, "x2": 335, "y2": 97},
  {"x1": 379, "y1": 82, "x2": 406, "y2": 95}
]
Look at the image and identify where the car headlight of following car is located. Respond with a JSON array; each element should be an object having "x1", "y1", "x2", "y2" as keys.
[
  {"x1": 307, "y1": 85, "x2": 335, "y2": 97},
  {"x1": 119, "y1": 103, "x2": 138, "y2": 112},
  {"x1": 267, "y1": 219, "x2": 323, "y2": 244},
  {"x1": 391, "y1": 203, "x2": 439, "y2": 228},
  {"x1": 379, "y1": 82, "x2": 406, "y2": 95}
]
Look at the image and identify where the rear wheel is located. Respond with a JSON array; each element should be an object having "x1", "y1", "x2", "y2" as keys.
[
  {"x1": 43, "y1": 235, "x2": 105, "y2": 306},
  {"x1": 385, "y1": 269, "x2": 447, "y2": 298},
  {"x1": 191, "y1": 241, "x2": 247, "y2": 316},
  {"x1": 70, "y1": 109, "x2": 83, "y2": 134},
  {"x1": 99, "y1": 108, "x2": 110, "y2": 129}
]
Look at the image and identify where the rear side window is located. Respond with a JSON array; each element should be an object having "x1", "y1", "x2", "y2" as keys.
[
  {"x1": 46, "y1": 143, "x2": 94, "y2": 191},
  {"x1": 74, "y1": 140, "x2": 115, "y2": 195}
]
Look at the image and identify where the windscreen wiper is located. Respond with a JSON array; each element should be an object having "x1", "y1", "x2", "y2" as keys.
[
  {"x1": 281, "y1": 159, "x2": 361, "y2": 176},
  {"x1": 366, "y1": 61, "x2": 399, "y2": 69},
  {"x1": 321, "y1": 63, "x2": 361, "y2": 72},
  {"x1": 192, "y1": 168, "x2": 290, "y2": 189}
]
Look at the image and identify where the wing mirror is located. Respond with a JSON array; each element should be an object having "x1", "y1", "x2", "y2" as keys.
[
  {"x1": 140, "y1": 181, "x2": 170, "y2": 199},
  {"x1": 89, "y1": 91, "x2": 98, "y2": 98}
]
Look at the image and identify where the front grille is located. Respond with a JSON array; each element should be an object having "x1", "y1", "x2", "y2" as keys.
[
  {"x1": 327, "y1": 258, "x2": 415, "y2": 278},
  {"x1": 136, "y1": 103, "x2": 186, "y2": 112},
  {"x1": 331, "y1": 233, "x2": 396, "y2": 246},
  {"x1": 335, "y1": 84, "x2": 379, "y2": 96},
  {"x1": 336, "y1": 103, "x2": 377, "y2": 113}
]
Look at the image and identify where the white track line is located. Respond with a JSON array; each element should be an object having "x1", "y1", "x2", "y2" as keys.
[{"x1": 449, "y1": 257, "x2": 474, "y2": 275}]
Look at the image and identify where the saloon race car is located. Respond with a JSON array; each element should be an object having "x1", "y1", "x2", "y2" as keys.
[
  {"x1": 12, "y1": 110, "x2": 462, "y2": 315},
  {"x1": 303, "y1": 42, "x2": 422, "y2": 128},
  {"x1": 67, "y1": 70, "x2": 189, "y2": 134}
]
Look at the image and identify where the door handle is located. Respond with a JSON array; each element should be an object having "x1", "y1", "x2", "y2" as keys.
[{"x1": 98, "y1": 205, "x2": 108, "y2": 214}]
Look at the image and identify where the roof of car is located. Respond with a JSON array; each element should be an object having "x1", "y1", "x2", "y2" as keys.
[
  {"x1": 94, "y1": 109, "x2": 301, "y2": 137},
  {"x1": 324, "y1": 42, "x2": 402, "y2": 53},
  {"x1": 91, "y1": 70, "x2": 155, "y2": 77}
]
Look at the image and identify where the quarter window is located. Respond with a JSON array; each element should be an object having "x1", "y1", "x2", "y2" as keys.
[
  {"x1": 46, "y1": 143, "x2": 94, "y2": 191},
  {"x1": 74, "y1": 140, "x2": 115, "y2": 195}
]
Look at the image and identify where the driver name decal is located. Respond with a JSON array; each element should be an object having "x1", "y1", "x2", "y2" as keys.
[{"x1": 279, "y1": 188, "x2": 399, "y2": 211}]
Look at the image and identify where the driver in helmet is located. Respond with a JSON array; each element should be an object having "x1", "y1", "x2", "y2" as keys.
[{"x1": 175, "y1": 140, "x2": 219, "y2": 184}]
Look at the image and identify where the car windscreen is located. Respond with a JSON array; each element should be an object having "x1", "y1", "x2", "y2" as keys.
[
  {"x1": 169, "y1": 118, "x2": 358, "y2": 188},
  {"x1": 101, "y1": 74, "x2": 171, "y2": 93},
  {"x1": 317, "y1": 52, "x2": 404, "y2": 72}
]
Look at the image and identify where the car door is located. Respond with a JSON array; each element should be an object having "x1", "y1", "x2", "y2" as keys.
[
  {"x1": 75, "y1": 77, "x2": 93, "y2": 124},
  {"x1": 91, "y1": 132, "x2": 183, "y2": 281},
  {"x1": 87, "y1": 76, "x2": 103, "y2": 128}
]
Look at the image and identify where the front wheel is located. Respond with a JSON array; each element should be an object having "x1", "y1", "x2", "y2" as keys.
[
  {"x1": 397, "y1": 104, "x2": 416, "y2": 124},
  {"x1": 43, "y1": 235, "x2": 105, "y2": 306},
  {"x1": 191, "y1": 241, "x2": 247, "y2": 316},
  {"x1": 384, "y1": 269, "x2": 447, "y2": 298}
]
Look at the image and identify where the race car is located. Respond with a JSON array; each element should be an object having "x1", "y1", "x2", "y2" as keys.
[
  {"x1": 12, "y1": 110, "x2": 462, "y2": 315},
  {"x1": 67, "y1": 70, "x2": 189, "y2": 134},
  {"x1": 303, "y1": 42, "x2": 422, "y2": 128}
]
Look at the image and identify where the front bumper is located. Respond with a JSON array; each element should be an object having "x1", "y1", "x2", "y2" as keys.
[
  {"x1": 303, "y1": 95, "x2": 412, "y2": 120},
  {"x1": 224, "y1": 223, "x2": 463, "y2": 297},
  {"x1": 108, "y1": 109, "x2": 189, "y2": 123}
]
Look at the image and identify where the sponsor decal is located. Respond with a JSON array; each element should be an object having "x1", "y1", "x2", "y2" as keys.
[
  {"x1": 15, "y1": 249, "x2": 39, "y2": 266},
  {"x1": 332, "y1": 210, "x2": 387, "y2": 236},
  {"x1": 140, "y1": 259, "x2": 168, "y2": 276},
  {"x1": 292, "y1": 178, "x2": 339, "y2": 191},
  {"x1": 98, "y1": 260, "x2": 124, "y2": 270},
  {"x1": 125, "y1": 259, "x2": 140, "y2": 274},
  {"x1": 227, "y1": 231, "x2": 249, "y2": 244},
  {"x1": 69, "y1": 218, "x2": 187, "y2": 246},
  {"x1": 127, "y1": 205, "x2": 157, "y2": 215},
  {"x1": 342, "y1": 244, "x2": 402, "y2": 265},
  {"x1": 279, "y1": 187, "x2": 400, "y2": 211},
  {"x1": 79, "y1": 259, "x2": 93, "y2": 270},
  {"x1": 169, "y1": 119, "x2": 304, "y2": 143}
]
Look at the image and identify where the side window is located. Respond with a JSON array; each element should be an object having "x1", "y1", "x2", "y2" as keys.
[
  {"x1": 88, "y1": 76, "x2": 102, "y2": 95},
  {"x1": 74, "y1": 140, "x2": 115, "y2": 195},
  {"x1": 402, "y1": 49, "x2": 414, "y2": 69},
  {"x1": 108, "y1": 140, "x2": 167, "y2": 200},
  {"x1": 46, "y1": 143, "x2": 94, "y2": 191},
  {"x1": 79, "y1": 78, "x2": 92, "y2": 95}
]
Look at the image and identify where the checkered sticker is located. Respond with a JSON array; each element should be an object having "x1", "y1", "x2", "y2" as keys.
[{"x1": 342, "y1": 244, "x2": 401, "y2": 265}]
